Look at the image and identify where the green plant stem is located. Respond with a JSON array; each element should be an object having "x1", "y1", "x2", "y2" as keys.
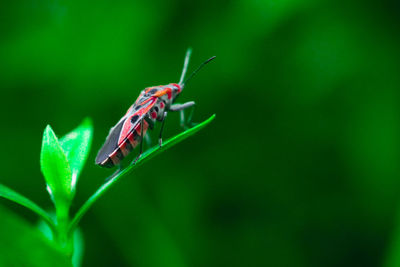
[
  {"x1": 56, "y1": 204, "x2": 72, "y2": 257},
  {"x1": 68, "y1": 114, "x2": 215, "y2": 236}
]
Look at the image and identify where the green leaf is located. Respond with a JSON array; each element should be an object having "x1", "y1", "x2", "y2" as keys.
[
  {"x1": 40, "y1": 125, "x2": 72, "y2": 206},
  {"x1": 59, "y1": 118, "x2": 93, "y2": 192},
  {"x1": 68, "y1": 114, "x2": 215, "y2": 235},
  {"x1": 0, "y1": 205, "x2": 71, "y2": 267},
  {"x1": 0, "y1": 184, "x2": 56, "y2": 233}
]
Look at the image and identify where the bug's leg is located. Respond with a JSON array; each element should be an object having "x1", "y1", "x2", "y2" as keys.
[
  {"x1": 170, "y1": 101, "x2": 196, "y2": 112},
  {"x1": 158, "y1": 112, "x2": 168, "y2": 147},
  {"x1": 132, "y1": 118, "x2": 145, "y2": 165},
  {"x1": 179, "y1": 109, "x2": 185, "y2": 129},
  {"x1": 170, "y1": 101, "x2": 196, "y2": 129}
]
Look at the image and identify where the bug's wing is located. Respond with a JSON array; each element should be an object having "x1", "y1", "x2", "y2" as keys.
[
  {"x1": 95, "y1": 114, "x2": 132, "y2": 165},
  {"x1": 95, "y1": 97, "x2": 157, "y2": 165},
  {"x1": 117, "y1": 97, "x2": 158, "y2": 144}
]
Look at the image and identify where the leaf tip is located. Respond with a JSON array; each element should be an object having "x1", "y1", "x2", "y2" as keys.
[{"x1": 42, "y1": 124, "x2": 57, "y2": 141}]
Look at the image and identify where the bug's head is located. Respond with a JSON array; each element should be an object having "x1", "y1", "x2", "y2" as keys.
[{"x1": 169, "y1": 83, "x2": 182, "y2": 99}]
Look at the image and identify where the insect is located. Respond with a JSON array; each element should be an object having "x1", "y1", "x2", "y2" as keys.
[{"x1": 95, "y1": 49, "x2": 216, "y2": 168}]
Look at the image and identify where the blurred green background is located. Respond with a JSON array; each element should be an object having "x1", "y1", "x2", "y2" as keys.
[{"x1": 1, "y1": 0, "x2": 400, "y2": 266}]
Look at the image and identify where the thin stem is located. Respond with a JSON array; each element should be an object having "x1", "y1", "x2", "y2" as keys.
[{"x1": 55, "y1": 201, "x2": 73, "y2": 258}]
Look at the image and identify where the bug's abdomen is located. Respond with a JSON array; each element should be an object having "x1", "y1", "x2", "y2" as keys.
[{"x1": 99, "y1": 122, "x2": 149, "y2": 168}]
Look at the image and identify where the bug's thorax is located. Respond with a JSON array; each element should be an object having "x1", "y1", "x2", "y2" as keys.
[{"x1": 142, "y1": 83, "x2": 182, "y2": 100}]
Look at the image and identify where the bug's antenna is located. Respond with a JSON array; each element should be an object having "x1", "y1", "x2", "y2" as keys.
[
  {"x1": 182, "y1": 55, "x2": 216, "y2": 86},
  {"x1": 179, "y1": 48, "x2": 192, "y2": 85}
]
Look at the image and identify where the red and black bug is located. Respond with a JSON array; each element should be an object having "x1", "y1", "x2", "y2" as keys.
[{"x1": 95, "y1": 49, "x2": 215, "y2": 168}]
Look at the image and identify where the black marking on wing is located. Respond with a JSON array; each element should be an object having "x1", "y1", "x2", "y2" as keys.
[
  {"x1": 128, "y1": 113, "x2": 146, "y2": 136},
  {"x1": 130, "y1": 114, "x2": 139, "y2": 124},
  {"x1": 95, "y1": 117, "x2": 126, "y2": 164}
]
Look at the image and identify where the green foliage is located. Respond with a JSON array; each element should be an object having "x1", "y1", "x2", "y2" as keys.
[
  {"x1": 40, "y1": 125, "x2": 73, "y2": 207},
  {"x1": 0, "y1": 114, "x2": 214, "y2": 265},
  {"x1": 59, "y1": 118, "x2": 93, "y2": 193},
  {"x1": 39, "y1": 119, "x2": 94, "y2": 254}
]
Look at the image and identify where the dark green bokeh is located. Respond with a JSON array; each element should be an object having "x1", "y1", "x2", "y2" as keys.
[{"x1": 1, "y1": 0, "x2": 400, "y2": 266}]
